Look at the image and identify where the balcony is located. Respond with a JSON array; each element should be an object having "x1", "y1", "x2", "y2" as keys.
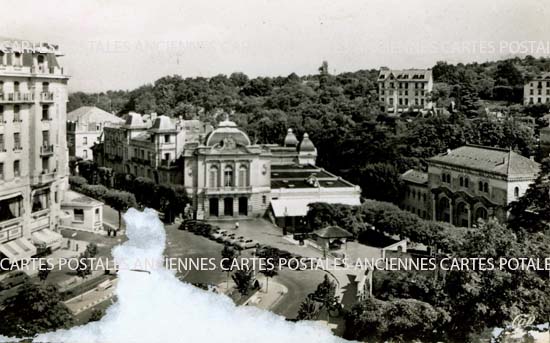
[
  {"x1": 0, "y1": 217, "x2": 23, "y2": 243},
  {"x1": 159, "y1": 159, "x2": 178, "y2": 169},
  {"x1": 205, "y1": 186, "x2": 252, "y2": 195},
  {"x1": 33, "y1": 171, "x2": 55, "y2": 184},
  {"x1": 39, "y1": 92, "x2": 54, "y2": 103},
  {"x1": 131, "y1": 157, "x2": 152, "y2": 165},
  {"x1": 0, "y1": 92, "x2": 35, "y2": 103},
  {"x1": 13, "y1": 146, "x2": 22, "y2": 152},
  {"x1": 31, "y1": 65, "x2": 66, "y2": 76},
  {"x1": 30, "y1": 210, "x2": 50, "y2": 232},
  {"x1": 40, "y1": 145, "x2": 54, "y2": 156}
]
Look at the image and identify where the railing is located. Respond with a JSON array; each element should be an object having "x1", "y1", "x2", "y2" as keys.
[
  {"x1": 34, "y1": 171, "x2": 55, "y2": 184},
  {"x1": 39, "y1": 92, "x2": 54, "y2": 102},
  {"x1": 40, "y1": 145, "x2": 54, "y2": 155},
  {"x1": 205, "y1": 186, "x2": 252, "y2": 194},
  {"x1": 0, "y1": 92, "x2": 35, "y2": 103}
]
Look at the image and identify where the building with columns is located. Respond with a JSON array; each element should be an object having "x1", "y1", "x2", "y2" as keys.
[
  {"x1": 94, "y1": 116, "x2": 360, "y2": 222},
  {"x1": 401, "y1": 145, "x2": 540, "y2": 227},
  {"x1": 0, "y1": 38, "x2": 69, "y2": 262}
]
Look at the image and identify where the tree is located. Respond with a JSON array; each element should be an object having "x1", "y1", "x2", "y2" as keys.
[
  {"x1": 221, "y1": 245, "x2": 237, "y2": 289},
  {"x1": 85, "y1": 243, "x2": 98, "y2": 258},
  {"x1": 311, "y1": 275, "x2": 339, "y2": 321},
  {"x1": 296, "y1": 295, "x2": 320, "y2": 320},
  {"x1": 37, "y1": 268, "x2": 51, "y2": 283},
  {"x1": 0, "y1": 282, "x2": 74, "y2": 337},
  {"x1": 231, "y1": 266, "x2": 254, "y2": 296},
  {"x1": 104, "y1": 190, "x2": 137, "y2": 230},
  {"x1": 76, "y1": 251, "x2": 92, "y2": 280},
  {"x1": 509, "y1": 158, "x2": 550, "y2": 233},
  {"x1": 88, "y1": 308, "x2": 105, "y2": 323},
  {"x1": 259, "y1": 248, "x2": 279, "y2": 292},
  {"x1": 352, "y1": 162, "x2": 405, "y2": 203}
]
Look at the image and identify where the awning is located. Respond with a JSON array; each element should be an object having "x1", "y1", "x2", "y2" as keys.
[
  {"x1": 31, "y1": 229, "x2": 63, "y2": 248},
  {"x1": 0, "y1": 237, "x2": 37, "y2": 262},
  {"x1": 270, "y1": 197, "x2": 361, "y2": 218}
]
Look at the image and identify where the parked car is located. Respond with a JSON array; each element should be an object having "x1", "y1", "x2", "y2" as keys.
[
  {"x1": 236, "y1": 239, "x2": 258, "y2": 250},
  {"x1": 195, "y1": 223, "x2": 213, "y2": 237},
  {"x1": 0, "y1": 271, "x2": 29, "y2": 290},
  {"x1": 221, "y1": 233, "x2": 237, "y2": 244},
  {"x1": 216, "y1": 232, "x2": 231, "y2": 243},
  {"x1": 178, "y1": 220, "x2": 198, "y2": 231},
  {"x1": 210, "y1": 229, "x2": 226, "y2": 241},
  {"x1": 228, "y1": 236, "x2": 245, "y2": 246}
]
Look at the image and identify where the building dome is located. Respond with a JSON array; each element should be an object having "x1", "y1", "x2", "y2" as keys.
[
  {"x1": 284, "y1": 128, "x2": 298, "y2": 147},
  {"x1": 151, "y1": 115, "x2": 175, "y2": 131},
  {"x1": 206, "y1": 119, "x2": 251, "y2": 147},
  {"x1": 299, "y1": 133, "x2": 316, "y2": 152}
]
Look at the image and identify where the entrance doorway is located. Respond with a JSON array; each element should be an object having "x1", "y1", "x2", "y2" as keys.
[
  {"x1": 224, "y1": 198, "x2": 233, "y2": 216},
  {"x1": 238, "y1": 197, "x2": 248, "y2": 216},
  {"x1": 209, "y1": 198, "x2": 219, "y2": 217}
]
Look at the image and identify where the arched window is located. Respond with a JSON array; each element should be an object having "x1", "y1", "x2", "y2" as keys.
[
  {"x1": 476, "y1": 207, "x2": 488, "y2": 220},
  {"x1": 478, "y1": 181, "x2": 483, "y2": 191},
  {"x1": 209, "y1": 165, "x2": 218, "y2": 188},
  {"x1": 483, "y1": 182, "x2": 489, "y2": 193},
  {"x1": 238, "y1": 165, "x2": 248, "y2": 187},
  {"x1": 514, "y1": 186, "x2": 519, "y2": 198},
  {"x1": 224, "y1": 166, "x2": 233, "y2": 187},
  {"x1": 459, "y1": 177, "x2": 463, "y2": 187}
]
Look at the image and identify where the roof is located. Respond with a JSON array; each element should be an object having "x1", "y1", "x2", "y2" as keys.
[
  {"x1": 62, "y1": 190, "x2": 103, "y2": 207},
  {"x1": 124, "y1": 112, "x2": 147, "y2": 128},
  {"x1": 205, "y1": 119, "x2": 251, "y2": 147},
  {"x1": 529, "y1": 72, "x2": 550, "y2": 81},
  {"x1": 429, "y1": 145, "x2": 540, "y2": 178},
  {"x1": 313, "y1": 225, "x2": 353, "y2": 239},
  {"x1": 401, "y1": 169, "x2": 428, "y2": 185},
  {"x1": 270, "y1": 197, "x2": 360, "y2": 217},
  {"x1": 151, "y1": 115, "x2": 176, "y2": 132},
  {"x1": 67, "y1": 106, "x2": 124, "y2": 124},
  {"x1": 378, "y1": 68, "x2": 432, "y2": 81}
]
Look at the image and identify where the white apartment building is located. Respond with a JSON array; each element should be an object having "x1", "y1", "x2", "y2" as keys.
[
  {"x1": 0, "y1": 38, "x2": 68, "y2": 262},
  {"x1": 378, "y1": 68, "x2": 433, "y2": 115},
  {"x1": 523, "y1": 72, "x2": 550, "y2": 105}
]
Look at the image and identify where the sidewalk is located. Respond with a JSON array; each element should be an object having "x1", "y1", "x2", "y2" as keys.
[
  {"x1": 244, "y1": 279, "x2": 288, "y2": 310},
  {"x1": 64, "y1": 279, "x2": 118, "y2": 315}
]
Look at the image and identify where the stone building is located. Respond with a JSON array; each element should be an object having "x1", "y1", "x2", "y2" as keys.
[
  {"x1": 523, "y1": 72, "x2": 550, "y2": 105},
  {"x1": 0, "y1": 38, "x2": 69, "y2": 261},
  {"x1": 400, "y1": 145, "x2": 540, "y2": 227},
  {"x1": 378, "y1": 68, "x2": 433, "y2": 115},
  {"x1": 66, "y1": 106, "x2": 124, "y2": 160}
]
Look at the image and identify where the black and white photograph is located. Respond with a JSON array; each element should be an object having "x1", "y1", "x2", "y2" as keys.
[{"x1": 0, "y1": 1, "x2": 549, "y2": 342}]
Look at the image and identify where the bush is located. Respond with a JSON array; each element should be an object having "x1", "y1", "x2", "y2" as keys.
[{"x1": 69, "y1": 175, "x2": 88, "y2": 189}]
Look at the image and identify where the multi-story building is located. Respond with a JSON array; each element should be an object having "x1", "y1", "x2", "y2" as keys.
[
  {"x1": 523, "y1": 72, "x2": 550, "y2": 105},
  {"x1": 400, "y1": 145, "x2": 540, "y2": 227},
  {"x1": 0, "y1": 39, "x2": 69, "y2": 261},
  {"x1": 66, "y1": 106, "x2": 124, "y2": 160},
  {"x1": 378, "y1": 68, "x2": 433, "y2": 115},
  {"x1": 94, "y1": 117, "x2": 361, "y2": 224}
]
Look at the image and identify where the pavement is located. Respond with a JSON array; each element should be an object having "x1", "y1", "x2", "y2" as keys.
[
  {"x1": 208, "y1": 218, "x2": 382, "y2": 307},
  {"x1": 64, "y1": 279, "x2": 117, "y2": 315}
]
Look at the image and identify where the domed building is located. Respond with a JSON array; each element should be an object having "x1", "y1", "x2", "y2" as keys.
[{"x1": 95, "y1": 114, "x2": 361, "y2": 226}]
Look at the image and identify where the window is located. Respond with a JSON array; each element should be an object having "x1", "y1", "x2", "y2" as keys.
[
  {"x1": 483, "y1": 182, "x2": 489, "y2": 193},
  {"x1": 514, "y1": 186, "x2": 519, "y2": 198},
  {"x1": 0, "y1": 163, "x2": 3, "y2": 180},
  {"x1": 13, "y1": 160, "x2": 20, "y2": 177},
  {"x1": 83, "y1": 136, "x2": 88, "y2": 145},
  {"x1": 13, "y1": 52, "x2": 21, "y2": 66},
  {"x1": 42, "y1": 157, "x2": 49, "y2": 172},
  {"x1": 262, "y1": 195, "x2": 267, "y2": 205},
  {"x1": 465, "y1": 178, "x2": 469, "y2": 188},
  {"x1": 94, "y1": 208, "x2": 100, "y2": 222},
  {"x1": 478, "y1": 181, "x2": 483, "y2": 191},
  {"x1": 459, "y1": 177, "x2": 463, "y2": 187},
  {"x1": 238, "y1": 166, "x2": 248, "y2": 187},
  {"x1": 83, "y1": 150, "x2": 88, "y2": 159},
  {"x1": 13, "y1": 81, "x2": 19, "y2": 93},
  {"x1": 42, "y1": 130, "x2": 49, "y2": 146},
  {"x1": 0, "y1": 195, "x2": 22, "y2": 222},
  {"x1": 209, "y1": 165, "x2": 218, "y2": 188},
  {"x1": 42, "y1": 105, "x2": 49, "y2": 120},
  {"x1": 0, "y1": 134, "x2": 3, "y2": 151},
  {"x1": 224, "y1": 166, "x2": 233, "y2": 187},
  {"x1": 73, "y1": 209, "x2": 84, "y2": 222},
  {"x1": 32, "y1": 190, "x2": 49, "y2": 212},
  {"x1": 13, "y1": 105, "x2": 20, "y2": 121},
  {"x1": 0, "y1": 105, "x2": 3, "y2": 122},
  {"x1": 164, "y1": 135, "x2": 170, "y2": 143},
  {"x1": 13, "y1": 133, "x2": 20, "y2": 150},
  {"x1": 42, "y1": 82, "x2": 49, "y2": 93}
]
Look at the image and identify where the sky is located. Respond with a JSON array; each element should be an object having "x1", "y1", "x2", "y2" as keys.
[{"x1": 1, "y1": 0, "x2": 550, "y2": 92}]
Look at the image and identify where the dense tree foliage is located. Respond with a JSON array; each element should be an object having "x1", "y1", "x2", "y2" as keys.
[
  {"x1": 68, "y1": 57, "x2": 544, "y2": 201},
  {"x1": 0, "y1": 282, "x2": 74, "y2": 337}
]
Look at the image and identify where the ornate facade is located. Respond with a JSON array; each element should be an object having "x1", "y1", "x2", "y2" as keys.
[{"x1": 401, "y1": 145, "x2": 540, "y2": 227}]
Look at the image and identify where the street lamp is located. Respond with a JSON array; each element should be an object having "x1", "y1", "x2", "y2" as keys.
[{"x1": 283, "y1": 207, "x2": 288, "y2": 236}]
